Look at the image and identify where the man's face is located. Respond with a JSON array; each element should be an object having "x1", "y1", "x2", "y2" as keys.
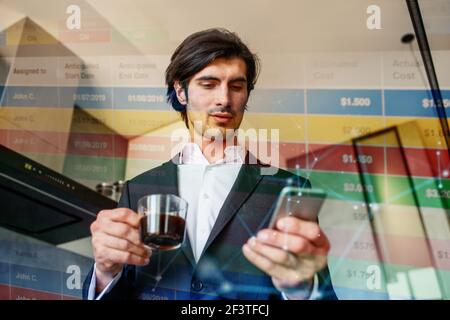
[{"x1": 175, "y1": 57, "x2": 249, "y2": 139}]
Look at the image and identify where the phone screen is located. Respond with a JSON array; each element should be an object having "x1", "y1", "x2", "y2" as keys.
[{"x1": 269, "y1": 187, "x2": 326, "y2": 228}]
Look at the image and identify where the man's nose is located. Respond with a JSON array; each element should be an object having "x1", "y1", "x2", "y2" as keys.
[{"x1": 215, "y1": 86, "x2": 230, "y2": 107}]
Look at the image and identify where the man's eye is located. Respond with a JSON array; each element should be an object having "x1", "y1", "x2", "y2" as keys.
[
  {"x1": 231, "y1": 85, "x2": 244, "y2": 91},
  {"x1": 201, "y1": 83, "x2": 214, "y2": 89}
]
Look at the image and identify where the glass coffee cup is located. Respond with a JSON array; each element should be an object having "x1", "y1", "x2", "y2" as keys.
[{"x1": 138, "y1": 194, "x2": 188, "y2": 251}]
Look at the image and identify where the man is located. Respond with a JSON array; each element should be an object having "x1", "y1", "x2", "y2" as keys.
[{"x1": 83, "y1": 28, "x2": 337, "y2": 300}]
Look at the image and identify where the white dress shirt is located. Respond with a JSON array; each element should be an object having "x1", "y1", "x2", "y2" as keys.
[
  {"x1": 178, "y1": 142, "x2": 243, "y2": 261},
  {"x1": 88, "y1": 142, "x2": 319, "y2": 299}
]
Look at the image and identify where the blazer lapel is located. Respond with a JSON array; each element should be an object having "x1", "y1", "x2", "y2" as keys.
[
  {"x1": 159, "y1": 157, "x2": 196, "y2": 268},
  {"x1": 198, "y1": 163, "x2": 263, "y2": 259}
]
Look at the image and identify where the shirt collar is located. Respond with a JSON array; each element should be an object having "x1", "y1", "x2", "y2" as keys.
[{"x1": 179, "y1": 142, "x2": 244, "y2": 165}]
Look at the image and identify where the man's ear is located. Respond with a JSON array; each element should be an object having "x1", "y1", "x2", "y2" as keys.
[{"x1": 174, "y1": 81, "x2": 187, "y2": 106}]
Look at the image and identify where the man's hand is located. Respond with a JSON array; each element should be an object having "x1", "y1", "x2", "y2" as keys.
[
  {"x1": 90, "y1": 208, "x2": 152, "y2": 293},
  {"x1": 242, "y1": 216, "x2": 330, "y2": 299}
]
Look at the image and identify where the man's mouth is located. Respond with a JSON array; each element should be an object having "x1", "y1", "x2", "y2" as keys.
[
  {"x1": 210, "y1": 112, "x2": 234, "y2": 124},
  {"x1": 210, "y1": 112, "x2": 233, "y2": 119}
]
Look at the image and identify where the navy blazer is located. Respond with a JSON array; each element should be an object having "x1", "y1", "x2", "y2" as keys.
[{"x1": 83, "y1": 156, "x2": 337, "y2": 300}]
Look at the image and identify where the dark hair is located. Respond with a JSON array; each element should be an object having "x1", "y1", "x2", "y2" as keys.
[{"x1": 165, "y1": 28, "x2": 260, "y2": 126}]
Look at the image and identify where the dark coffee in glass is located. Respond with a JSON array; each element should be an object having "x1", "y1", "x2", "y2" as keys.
[
  {"x1": 138, "y1": 194, "x2": 188, "y2": 251},
  {"x1": 141, "y1": 214, "x2": 186, "y2": 250}
]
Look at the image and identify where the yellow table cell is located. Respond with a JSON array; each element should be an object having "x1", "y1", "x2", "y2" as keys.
[
  {"x1": 307, "y1": 115, "x2": 384, "y2": 144},
  {"x1": 78, "y1": 109, "x2": 179, "y2": 137},
  {"x1": 0, "y1": 107, "x2": 73, "y2": 132},
  {"x1": 241, "y1": 113, "x2": 306, "y2": 142},
  {"x1": 386, "y1": 117, "x2": 449, "y2": 149},
  {"x1": 111, "y1": 110, "x2": 179, "y2": 137},
  {"x1": 7, "y1": 25, "x2": 57, "y2": 45}
]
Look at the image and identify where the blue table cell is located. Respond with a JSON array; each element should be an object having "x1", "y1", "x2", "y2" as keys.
[
  {"x1": 248, "y1": 89, "x2": 304, "y2": 114},
  {"x1": 0, "y1": 261, "x2": 9, "y2": 284},
  {"x1": 0, "y1": 86, "x2": 4, "y2": 105},
  {"x1": 307, "y1": 89, "x2": 382, "y2": 116},
  {"x1": 5, "y1": 86, "x2": 59, "y2": 107},
  {"x1": 113, "y1": 87, "x2": 170, "y2": 110},
  {"x1": 334, "y1": 286, "x2": 389, "y2": 300},
  {"x1": 59, "y1": 86, "x2": 112, "y2": 109},
  {"x1": 136, "y1": 287, "x2": 176, "y2": 300},
  {"x1": 4, "y1": 238, "x2": 75, "y2": 270},
  {"x1": 10, "y1": 264, "x2": 62, "y2": 294},
  {"x1": 385, "y1": 89, "x2": 450, "y2": 118}
]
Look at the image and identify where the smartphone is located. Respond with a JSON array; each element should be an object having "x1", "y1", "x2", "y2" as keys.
[{"x1": 269, "y1": 187, "x2": 327, "y2": 229}]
